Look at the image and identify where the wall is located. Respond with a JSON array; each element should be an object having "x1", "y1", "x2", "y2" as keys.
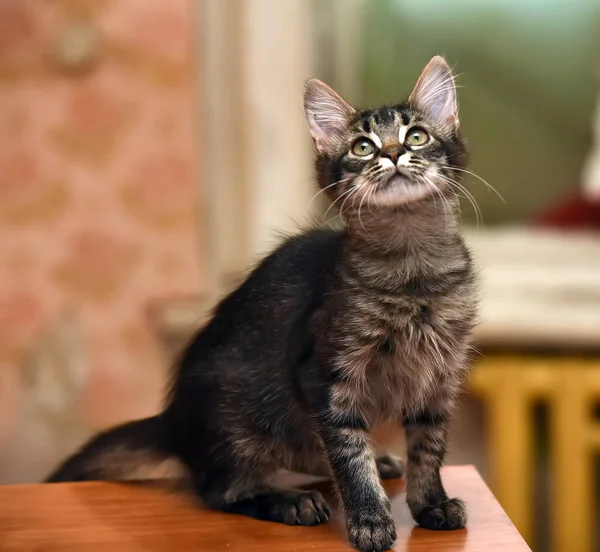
[{"x1": 0, "y1": 0, "x2": 202, "y2": 477}]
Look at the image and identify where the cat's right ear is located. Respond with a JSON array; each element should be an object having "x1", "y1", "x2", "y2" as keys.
[
  {"x1": 304, "y1": 79, "x2": 355, "y2": 152},
  {"x1": 408, "y1": 56, "x2": 458, "y2": 127}
]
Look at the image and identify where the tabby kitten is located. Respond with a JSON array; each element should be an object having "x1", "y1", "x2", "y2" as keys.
[{"x1": 46, "y1": 56, "x2": 477, "y2": 552}]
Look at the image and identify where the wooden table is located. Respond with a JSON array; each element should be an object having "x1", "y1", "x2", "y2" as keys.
[{"x1": 0, "y1": 465, "x2": 529, "y2": 551}]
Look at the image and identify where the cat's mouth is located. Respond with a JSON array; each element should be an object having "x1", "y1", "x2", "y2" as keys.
[
  {"x1": 368, "y1": 169, "x2": 431, "y2": 207},
  {"x1": 381, "y1": 172, "x2": 410, "y2": 190}
]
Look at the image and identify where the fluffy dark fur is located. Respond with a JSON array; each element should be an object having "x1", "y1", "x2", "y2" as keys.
[{"x1": 46, "y1": 56, "x2": 478, "y2": 552}]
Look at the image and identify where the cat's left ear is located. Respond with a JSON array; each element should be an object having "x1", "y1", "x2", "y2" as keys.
[
  {"x1": 304, "y1": 79, "x2": 356, "y2": 152},
  {"x1": 408, "y1": 56, "x2": 458, "y2": 127}
]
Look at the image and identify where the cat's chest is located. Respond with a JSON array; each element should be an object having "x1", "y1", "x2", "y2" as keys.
[
  {"x1": 338, "y1": 299, "x2": 471, "y2": 420},
  {"x1": 368, "y1": 328, "x2": 451, "y2": 415}
]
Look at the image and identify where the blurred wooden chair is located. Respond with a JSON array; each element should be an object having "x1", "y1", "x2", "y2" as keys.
[{"x1": 471, "y1": 355, "x2": 600, "y2": 552}]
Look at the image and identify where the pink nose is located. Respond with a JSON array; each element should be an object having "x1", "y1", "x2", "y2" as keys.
[{"x1": 380, "y1": 144, "x2": 405, "y2": 163}]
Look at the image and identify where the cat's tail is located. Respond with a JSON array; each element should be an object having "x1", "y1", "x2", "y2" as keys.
[{"x1": 45, "y1": 415, "x2": 187, "y2": 483}]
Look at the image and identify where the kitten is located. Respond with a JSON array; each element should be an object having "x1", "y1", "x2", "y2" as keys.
[{"x1": 46, "y1": 56, "x2": 477, "y2": 552}]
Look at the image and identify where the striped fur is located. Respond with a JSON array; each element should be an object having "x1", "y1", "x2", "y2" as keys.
[{"x1": 46, "y1": 56, "x2": 477, "y2": 552}]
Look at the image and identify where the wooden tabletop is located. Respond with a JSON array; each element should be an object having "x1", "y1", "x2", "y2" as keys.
[{"x1": 0, "y1": 465, "x2": 530, "y2": 552}]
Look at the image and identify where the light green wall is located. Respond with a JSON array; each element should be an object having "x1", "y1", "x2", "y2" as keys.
[{"x1": 361, "y1": 0, "x2": 599, "y2": 224}]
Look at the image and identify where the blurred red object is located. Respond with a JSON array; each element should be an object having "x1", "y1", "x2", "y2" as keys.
[{"x1": 533, "y1": 190, "x2": 600, "y2": 230}]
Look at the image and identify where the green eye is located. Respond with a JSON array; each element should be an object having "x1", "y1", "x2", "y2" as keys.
[
  {"x1": 352, "y1": 139, "x2": 375, "y2": 156},
  {"x1": 406, "y1": 128, "x2": 429, "y2": 147}
]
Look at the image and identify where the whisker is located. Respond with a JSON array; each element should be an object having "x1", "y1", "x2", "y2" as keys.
[
  {"x1": 435, "y1": 174, "x2": 477, "y2": 218},
  {"x1": 323, "y1": 186, "x2": 355, "y2": 221},
  {"x1": 422, "y1": 175, "x2": 453, "y2": 221},
  {"x1": 446, "y1": 166, "x2": 506, "y2": 204},
  {"x1": 308, "y1": 176, "x2": 353, "y2": 210},
  {"x1": 323, "y1": 183, "x2": 363, "y2": 226},
  {"x1": 367, "y1": 181, "x2": 377, "y2": 216},
  {"x1": 423, "y1": 176, "x2": 443, "y2": 216},
  {"x1": 422, "y1": 175, "x2": 439, "y2": 212},
  {"x1": 436, "y1": 173, "x2": 483, "y2": 228},
  {"x1": 338, "y1": 185, "x2": 361, "y2": 216},
  {"x1": 357, "y1": 184, "x2": 370, "y2": 234}
]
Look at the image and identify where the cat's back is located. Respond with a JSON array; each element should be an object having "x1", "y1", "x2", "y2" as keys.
[
  {"x1": 178, "y1": 227, "x2": 345, "y2": 368},
  {"x1": 221, "y1": 227, "x2": 345, "y2": 322}
]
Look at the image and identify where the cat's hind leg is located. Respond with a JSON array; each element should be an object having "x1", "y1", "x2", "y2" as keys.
[
  {"x1": 376, "y1": 452, "x2": 404, "y2": 480},
  {"x1": 196, "y1": 462, "x2": 331, "y2": 526},
  {"x1": 218, "y1": 485, "x2": 331, "y2": 526}
]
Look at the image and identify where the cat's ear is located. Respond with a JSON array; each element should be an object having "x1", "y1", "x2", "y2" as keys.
[
  {"x1": 408, "y1": 56, "x2": 458, "y2": 127},
  {"x1": 304, "y1": 79, "x2": 356, "y2": 152}
]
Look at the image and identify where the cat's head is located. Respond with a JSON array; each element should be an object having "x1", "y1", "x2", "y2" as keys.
[{"x1": 304, "y1": 56, "x2": 467, "y2": 211}]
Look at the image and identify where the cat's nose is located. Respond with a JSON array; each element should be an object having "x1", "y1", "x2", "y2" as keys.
[{"x1": 380, "y1": 143, "x2": 405, "y2": 164}]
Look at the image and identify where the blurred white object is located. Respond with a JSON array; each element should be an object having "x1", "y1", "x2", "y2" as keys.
[
  {"x1": 0, "y1": 312, "x2": 91, "y2": 484},
  {"x1": 582, "y1": 50, "x2": 600, "y2": 201},
  {"x1": 466, "y1": 228, "x2": 600, "y2": 348},
  {"x1": 582, "y1": 89, "x2": 600, "y2": 201}
]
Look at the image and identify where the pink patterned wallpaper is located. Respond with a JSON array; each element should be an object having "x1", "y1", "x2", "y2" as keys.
[{"x1": 0, "y1": 0, "x2": 203, "y2": 439}]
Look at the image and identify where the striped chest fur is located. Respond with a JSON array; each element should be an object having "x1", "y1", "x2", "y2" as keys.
[{"x1": 322, "y1": 228, "x2": 477, "y2": 426}]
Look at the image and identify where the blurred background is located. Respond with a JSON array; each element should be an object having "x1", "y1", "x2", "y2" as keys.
[{"x1": 0, "y1": 1, "x2": 599, "y2": 551}]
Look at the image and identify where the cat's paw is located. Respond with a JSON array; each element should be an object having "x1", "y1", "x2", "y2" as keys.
[
  {"x1": 226, "y1": 488, "x2": 332, "y2": 526},
  {"x1": 347, "y1": 509, "x2": 397, "y2": 552},
  {"x1": 277, "y1": 489, "x2": 332, "y2": 526},
  {"x1": 416, "y1": 497, "x2": 467, "y2": 530},
  {"x1": 375, "y1": 453, "x2": 404, "y2": 480}
]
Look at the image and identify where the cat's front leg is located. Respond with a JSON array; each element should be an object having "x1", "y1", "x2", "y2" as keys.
[
  {"x1": 314, "y1": 384, "x2": 396, "y2": 552},
  {"x1": 402, "y1": 403, "x2": 467, "y2": 530}
]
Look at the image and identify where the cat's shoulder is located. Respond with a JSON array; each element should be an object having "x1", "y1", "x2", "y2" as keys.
[{"x1": 268, "y1": 226, "x2": 346, "y2": 264}]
